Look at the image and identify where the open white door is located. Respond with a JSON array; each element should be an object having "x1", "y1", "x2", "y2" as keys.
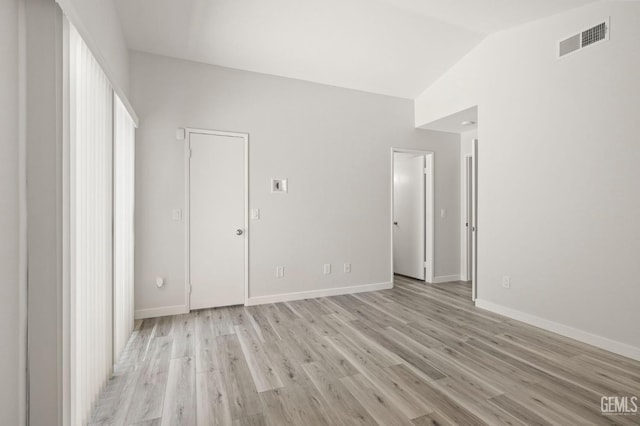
[
  {"x1": 471, "y1": 139, "x2": 478, "y2": 301},
  {"x1": 188, "y1": 131, "x2": 247, "y2": 309},
  {"x1": 393, "y1": 154, "x2": 426, "y2": 280},
  {"x1": 464, "y1": 156, "x2": 473, "y2": 282}
]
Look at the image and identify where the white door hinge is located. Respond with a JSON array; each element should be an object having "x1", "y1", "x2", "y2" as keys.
[
  {"x1": 423, "y1": 261, "x2": 428, "y2": 268},
  {"x1": 423, "y1": 168, "x2": 429, "y2": 175}
]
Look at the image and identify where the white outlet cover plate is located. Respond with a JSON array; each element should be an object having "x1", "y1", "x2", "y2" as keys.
[
  {"x1": 502, "y1": 276, "x2": 511, "y2": 288},
  {"x1": 271, "y1": 178, "x2": 288, "y2": 193}
]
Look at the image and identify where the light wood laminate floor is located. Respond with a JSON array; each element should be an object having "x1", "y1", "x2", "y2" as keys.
[{"x1": 90, "y1": 277, "x2": 640, "y2": 425}]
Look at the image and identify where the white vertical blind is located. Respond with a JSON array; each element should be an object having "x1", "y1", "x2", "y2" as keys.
[
  {"x1": 69, "y1": 24, "x2": 114, "y2": 425},
  {"x1": 113, "y1": 94, "x2": 136, "y2": 362}
]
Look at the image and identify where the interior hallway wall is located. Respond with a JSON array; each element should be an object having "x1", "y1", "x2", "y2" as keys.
[
  {"x1": 415, "y1": 1, "x2": 640, "y2": 356},
  {"x1": 131, "y1": 51, "x2": 461, "y2": 315}
]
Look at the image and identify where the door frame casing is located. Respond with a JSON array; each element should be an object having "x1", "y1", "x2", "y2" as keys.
[
  {"x1": 390, "y1": 148, "x2": 435, "y2": 284},
  {"x1": 184, "y1": 128, "x2": 249, "y2": 310}
]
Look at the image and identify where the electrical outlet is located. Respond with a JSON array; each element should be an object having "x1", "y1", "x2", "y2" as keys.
[
  {"x1": 323, "y1": 264, "x2": 331, "y2": 274},
  {"x1": 276, "y1": 266, "x2": 285, "y2": 278},
  {"x1": 502, "y1": 275, "x2": 511, "y2": 289},
  {"x1": 344, "y1": 263, "x2": 351, "y2": 273},
  {"x1": 155, "y1": 277, "x2": 165, "y2": 288},
  {"x1": 271, "y1": 178, "x2": 288, "y2": 193}
]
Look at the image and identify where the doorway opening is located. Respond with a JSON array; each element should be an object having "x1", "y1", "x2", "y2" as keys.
[{"x1": 390, "y1": 149, "x2": 434, "y2": 284}]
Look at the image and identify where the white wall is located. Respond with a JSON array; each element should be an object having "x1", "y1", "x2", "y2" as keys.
[
  {"x1": 0, "y1": 1, "x2": 21, "y2": 424},
  {"x1": 131, "y1": 52, "x2": 461, "y2": 314},
  {"x1": 26, "y1": 0, "x2": 64, "y2": 422},
  {"x1": 57, "y1": 0, "x2": 130, "y2": 95},
  {"x1": 415, "y1": 1, "x2": 640, "y2": 357}
]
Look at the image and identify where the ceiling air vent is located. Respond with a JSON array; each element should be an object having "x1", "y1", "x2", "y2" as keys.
[{"x1": 558, "y1": 19, "x2": 609, "y2": 58}]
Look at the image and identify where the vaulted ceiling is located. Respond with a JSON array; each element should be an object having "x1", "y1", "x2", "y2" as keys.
[{"x1": 115, "y1": 0, "x2": 597, "y2": 99}]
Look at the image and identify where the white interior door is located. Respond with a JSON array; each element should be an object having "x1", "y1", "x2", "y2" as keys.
[
  {"x1": 465, "y1": 156, "x2": 473, "y2": 282},
  {"x1": 471, "y1": 139, "x2": 478, "y2": 301},
  {"x1": 393, "y1": 154, "x2": 426, "y2": 280},
  {"x1": 189, "y1": 132, "x2": 246, "y2": 309}
]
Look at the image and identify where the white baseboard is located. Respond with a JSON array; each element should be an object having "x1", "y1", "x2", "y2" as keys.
[
  {"x1": 432, "y1": 274, "x2": 461, "y2": 284},
  {"x1": 475, "y1": 299, "x2": 640, "y2": 362},
  {"x1": 135, "y1": 304, "x2": 189, "y2": 320},
  {"x1": 246, "y1": 281, "x2": 393, "y2": 306}
]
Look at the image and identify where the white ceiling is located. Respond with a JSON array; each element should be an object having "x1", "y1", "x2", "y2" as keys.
[
  {"x1": 374, "y1": 0, "x2": 597, "y2": 35},
  {"x1": 115, "y1": 0, "x2": 596, "y2": 99}
]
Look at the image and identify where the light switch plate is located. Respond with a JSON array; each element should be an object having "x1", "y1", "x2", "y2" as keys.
[
  {"x1": 172, "y1": 209, "x2": 182, "y2": 221},
  {"x1": 276, "y1": 267, "x2": 285, "y2": 278},
  {"x1": 344, "y1": 263, "x2": 351, "y2": 273},
  {"x1": 251, "y1": 208, "x2": 260, "y2": 220},
  {"x1": 323, "y1": 264, "x2": 331, "y2": 274}
]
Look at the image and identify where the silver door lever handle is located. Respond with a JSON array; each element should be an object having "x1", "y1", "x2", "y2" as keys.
[{"x1": 236, "y1": 229, "x2": 244, "y2": 235}]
